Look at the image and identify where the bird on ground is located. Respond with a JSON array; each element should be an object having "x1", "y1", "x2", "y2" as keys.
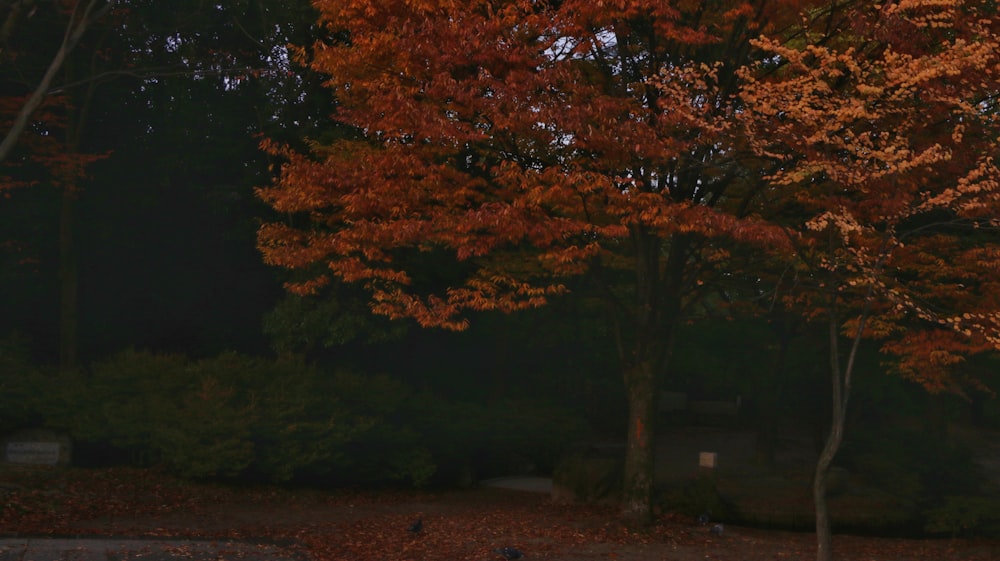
[
  {"x1": 494, "y1": 546, "x2": 524, "y2": 560},
  {"x1": 710, "y1": 523, "x2": 724, "y2": 536},
  {"x1": 697, "y1": 512, "x2": 711, "y2": 525},
  {"x1": 407, "y1": 518, "x2": 423, "y2": 533}
]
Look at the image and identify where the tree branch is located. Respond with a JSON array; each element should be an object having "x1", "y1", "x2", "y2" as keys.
[{"x1": 0, "y1": 0, "x2": 115, "y2": 164}]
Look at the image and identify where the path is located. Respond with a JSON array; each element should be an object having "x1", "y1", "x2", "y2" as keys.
[{"x1": 0, "y1": 538, "x2": 298, "y2": 561}]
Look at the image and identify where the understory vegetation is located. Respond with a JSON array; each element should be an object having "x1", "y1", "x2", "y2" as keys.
[{"x1": 4, "y1": 329, "x2": 1000, "y2": 537}]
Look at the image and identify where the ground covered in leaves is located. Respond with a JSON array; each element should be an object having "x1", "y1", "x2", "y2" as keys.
[{"x1": 1, "y1": 467, "x2": 997, "y2": 560}]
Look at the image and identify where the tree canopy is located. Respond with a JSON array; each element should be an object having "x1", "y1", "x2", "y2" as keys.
[
  {"x1": 742, "y1": 2, "x2": 1000, "y2": 558},
  {"x1": 257, "y1": 0, "x2": 819, "y2": 522},
  {"x1": 258, "y1": 0, "x2": 1000, "y2": 548}
]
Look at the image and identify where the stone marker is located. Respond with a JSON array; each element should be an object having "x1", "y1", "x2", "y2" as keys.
[
  {"x1": 2, "y1": 429, "x2": 71, "y2": 465},
  {"x1": 6, "y1": 442, "x2": 61, "y2": 465}
]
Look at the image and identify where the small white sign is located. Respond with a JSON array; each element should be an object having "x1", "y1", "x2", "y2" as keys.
[
  {"x1": 6, "y1": 442, "x2": 61, "y2": 465},
  {"x1": 699, "y1": 451, "x2": 717, "y2": 469}
]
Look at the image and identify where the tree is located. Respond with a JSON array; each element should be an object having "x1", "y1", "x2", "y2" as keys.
[
  {"x1": 1, "y1": 0, "x2": 324, "y2": 365},
  {"x1": 0, "y1": 0, "x2": 115, "y2": 165},
  {"x1": 257, "y1": 0, "x2": 812, "y2": 522},
  {"x1": 1, "y1": 1, "x2": 117, "y2": 370},
  {"x1": 740, "y1": 1, "x2": 1000, "y2": 558}
]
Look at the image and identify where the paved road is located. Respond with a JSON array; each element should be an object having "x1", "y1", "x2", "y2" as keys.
[{"x1": 0, "y1": 538, "x2": 300, "y2": 561}]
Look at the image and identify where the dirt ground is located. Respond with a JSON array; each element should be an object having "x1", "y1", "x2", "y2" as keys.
[
  {"x1": 51, "y1": 479, "x2": 1000, "y2": 561},
  {"x1": 3, "y1": 426, "x2": 1000, "y2": 560}
]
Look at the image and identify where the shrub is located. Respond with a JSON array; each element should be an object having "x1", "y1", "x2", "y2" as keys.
[
  {"x1": 323, "y1": 370, "x2": 437, "y2": 487},
  {"x1": 62, "y1": 350, "x2": 191, "y2": 460},
  {"x1": 924, "y1": 496, "x2": 1000, "y2": 537},
  {"x1": 36, "y1": 349, "x2": 586, "y2": 488},
  {"x1": 0, "y1": 334, "x2": 46, "y2": 432},
  {"x1": 552, "y1": 454, "x2": 622, "y2": 504},
  {"x1": 323, "y1": 371, "x2": 587, "y2": 486},
  {"x1": 841, "y1": 427, "x2": 983, "y2": 504},
  {"x1": 660, "y1": 474, "x2": 736, "y2": 521},
  {"x1": 46, "y1": 351, "x2": 359, "y2": 480},
  {"x1": 187, "y1": 353, "x2": 367, "y2": 481}
]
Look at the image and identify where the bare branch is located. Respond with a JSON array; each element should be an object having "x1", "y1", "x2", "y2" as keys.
[{"x1": 0, "y1": 0, "x2": 116, "y2": 164}]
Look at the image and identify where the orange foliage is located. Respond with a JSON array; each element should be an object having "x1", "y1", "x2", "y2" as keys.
[
  {"x1": 258, "y1": 0, "x2": 807, "y2": 329},
  {"x1": 0, "y1": 95, "x2": 103, "y2": 195},
  {"x1": 740, "y1": 0, "x2": 1000, "y2": 392},
  {"x1": 261, "y1": 0, "x2": 1000, "y2": 391}
]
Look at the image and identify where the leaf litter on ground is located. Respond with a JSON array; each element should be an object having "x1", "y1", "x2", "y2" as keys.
[{"x1": 1, "y1": 466, "x2": 997, "y2": 560}]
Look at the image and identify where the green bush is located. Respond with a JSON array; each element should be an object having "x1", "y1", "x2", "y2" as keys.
[
  {"x1": 327, "y1": 372, "x2": 587, "y2": 486},
  {"x1": 924, "y1": 495, "x2": 1000, "y2": 537},
  {"x1": 838, "y1": 425, "x2": 989, "y2": 535},
  {"x1": 0, "y1": 334, "x2": 46, "y2": 432},
  {"x1": 553, "y1": 454, "x2": 622, "y2": 504},
  {"x1": 43, "y1": 351, "x2": 360, "y2": 480},
  {"x1": 61, "y1": 350, "x2": 190, "y2": 458},
  {"x1": 323, "y1": 370, "x2": 436, "y2": 486},
  {"x1": 841, "y1": 427, "x2": 983, "y2": 502},
  {"x1": 660, "y1": 474, "x2": 736, "y2": 521},
  {"x1": 30, "y1": 349, "x2": 585, "y2": 488}
]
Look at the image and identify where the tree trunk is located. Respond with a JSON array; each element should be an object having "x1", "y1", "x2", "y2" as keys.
[
  {"x1": 622, "y1": 359, "x2": 657, "y2": 524},
  {"x1": 754, "y1": 328, "x2": 791, "y2": 469},
  {"x1": 814, "y1": 309, "x2": 846, "y2": 561},
  {"x1": 58, "y1": 186, "x2": 78, "y2": 373},
  {"x1": 813, "y1": 398, "x2": 844, "y2": 561},
  {"x1": 814, "y1": 292, "x2": 870, "y2": 561},
  {"x1": 606, "y1": 229, "x2": 684, "y2": 524},
  {"x1": 56, "y1": 19, "x2": 106, "y2": 373}
]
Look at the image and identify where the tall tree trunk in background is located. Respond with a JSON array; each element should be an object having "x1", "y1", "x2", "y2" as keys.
[
  {"x1": 754, "y1": 328, "x2": 790, "y2": 469},
  {"x1": 58, "y1": 186, "x2": 78, "y2": 372},
  {"x1": 57, "y1": 30, "x2": 102, "y2": 373}
]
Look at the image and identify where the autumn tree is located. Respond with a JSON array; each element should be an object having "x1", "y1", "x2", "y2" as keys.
[
  {"x1": 256, "y1": 0, "x2": 829, "y2": 521},
  {"x1": 740, "y1": 0, "x2": 1000, "y2": 558}
]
